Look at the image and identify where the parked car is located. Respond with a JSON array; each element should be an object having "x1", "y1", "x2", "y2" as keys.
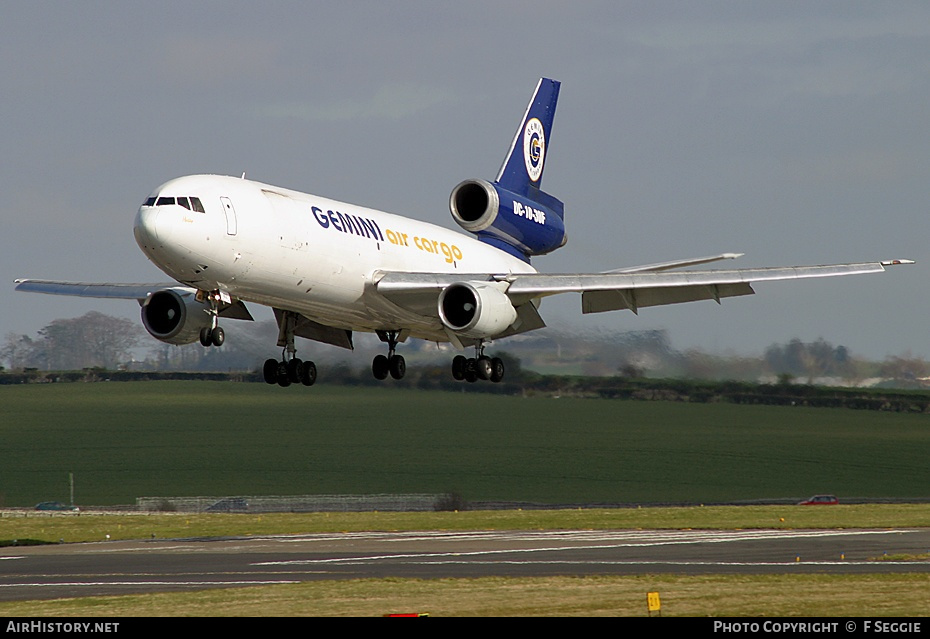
[
  {"x1": 798, "y1": 494, "x2": 839, "y2": 505},
  {"x1": 205, "y1": 497, "x2": 249, "y2": 512},
  {"x1": 34, "y1": 501, "x2": 77, "y2": 511}
]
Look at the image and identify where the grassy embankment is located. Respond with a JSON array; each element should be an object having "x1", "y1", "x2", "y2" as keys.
[
  {"x1": 2, "y1": 382, "x2": 929, "y2": 506},
  {"x1": 3, "y1": 504, "x2": 930, "y2": 543}
]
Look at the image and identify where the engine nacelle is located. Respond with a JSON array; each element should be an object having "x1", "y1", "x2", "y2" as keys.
[
  {"x1": 438, "y1": 281, "x2": 518, "y2": 339},
  {"x1": 141, "y1": 289, "x2": 213, "y2": 345},
  {"x1": 450, "y1": 179, "x2": 566, "y2": 257}
]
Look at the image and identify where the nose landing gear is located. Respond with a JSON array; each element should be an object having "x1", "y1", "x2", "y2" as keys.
[
  {"x1": 199, "y1": 325, "x2": 225, "y2": 347},
  {"x1": 199, "y1": 291, "x2": 226, "y2": 347}
]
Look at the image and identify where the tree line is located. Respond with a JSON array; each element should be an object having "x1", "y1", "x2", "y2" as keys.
[{"x1": 2, "y1": 312, "x2": 928, "y2": 388}]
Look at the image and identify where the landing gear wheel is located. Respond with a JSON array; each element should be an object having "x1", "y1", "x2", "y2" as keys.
[
  {"x1": 210, "y1": 326, "x2": 225, "y2": 347},
  {"x1": 451, "y1": 355, "x2": 466, "y2": 380},
  {"x1": 490, "y1": 357, "x2": 505, "y2": 383},
  {"x1": 262, "y1": 359, "x2": 278, "y2": 384},
  {"x1": 464, "y1": 358, "x2": 478, "y2": 383},
  {"x1": 300, "y1": 360, "x2": 317, "y2": 386},
  {"x1": 286, "y1": 358, "x2": 303, "y2": 384},
  {"x1": 372, "y1": 354, "x2": 389, "y2": 380},
  {"x1": 275, "y1": 362, "x2": 291, "y2": 387},
  {"x1": 476, "y1": 356, "x2": 493, "y2": 381},
  {"x1": 200, "y1": 327, "x2": 212, "y2": 347},
  {"x1": 389, "y1": 354, "x2": 406, "y2": 380},
  {"x1": 374, "y1": 330, "x2": 405, "y2": 382}
]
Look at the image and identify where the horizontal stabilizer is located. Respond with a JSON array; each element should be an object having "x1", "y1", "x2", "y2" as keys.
[{"x1": 605, "y1": 253, "x2": 744, "y2": 274}]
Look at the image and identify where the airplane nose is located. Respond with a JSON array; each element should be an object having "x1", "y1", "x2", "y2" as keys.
[{"x1": 134, "y1": 205, "x2": 159, "y2": 248}]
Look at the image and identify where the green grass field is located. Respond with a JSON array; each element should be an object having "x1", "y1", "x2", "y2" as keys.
[{"x1": 2, "y1": 382, "x2": 929, "y2": 506}]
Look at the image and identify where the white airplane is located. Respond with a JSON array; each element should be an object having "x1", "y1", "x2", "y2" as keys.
[{"x1": 16, "y1": 78, "x2": 911, "y2": 386}]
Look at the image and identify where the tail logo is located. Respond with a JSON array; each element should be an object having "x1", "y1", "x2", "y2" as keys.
[{"x1": 522, "y1": 117, "x2": 546, "y2": 183}]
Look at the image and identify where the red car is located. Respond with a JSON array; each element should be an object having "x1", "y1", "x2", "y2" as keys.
[{"x1": 798, "y1": 494, "x2": 839, "y2": 505}]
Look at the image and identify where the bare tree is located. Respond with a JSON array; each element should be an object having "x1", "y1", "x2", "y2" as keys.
[
  {"x1": 879, "y1": 352, "x2": 929, "y2": 382},
  {"x1": 35, "y1": 312, "x2": 141, "y2": 370},
  {"x1": 1, "y1": 333, "x2": 37, "y2": 370},
  {"x1": 764, "y1": 338, "x2": 857, "y2": 380}
]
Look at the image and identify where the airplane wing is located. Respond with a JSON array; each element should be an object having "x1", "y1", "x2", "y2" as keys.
[
  {"x1": 375, "y1": 259, "x2": 912, "y2": 318},
  {"x1": 13, "y1": 280, "x2": 254, "y2": 320},
  {"x1": 16, "y1": 258, "x2": 910, "y2": 348},
  {"x1": 14, "y1": 280, "x2": 180, "y2": 301}
]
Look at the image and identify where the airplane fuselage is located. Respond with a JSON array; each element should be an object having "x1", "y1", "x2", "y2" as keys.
[{"x1": 134, "y1": 174, "x2": 536, "y2": 342}]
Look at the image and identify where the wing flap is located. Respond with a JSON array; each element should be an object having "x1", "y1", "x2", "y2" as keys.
[
  {"x1": 503, "y1": 299, "x2": 547, "y2": 334},
  {"x1": 505, "y1": 262, "x2": 891, "y2": 301},
  {"x1": 582, "y1": 282, "x2": 754, "y2": 314},
  {"x1": 273, "y1": 308, "x2": 354, "y2": 350}
]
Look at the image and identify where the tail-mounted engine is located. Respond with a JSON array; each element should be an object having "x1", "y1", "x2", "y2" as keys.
[
  {"x1": 450, "y1": 179, "x2": 566, "y2": 259},
  {"x1": 141, "y1": 289, "x2": 213, "y2": 345},
  {"x1": 438, "y1": 281, "x2": 518, "y2": 339}
]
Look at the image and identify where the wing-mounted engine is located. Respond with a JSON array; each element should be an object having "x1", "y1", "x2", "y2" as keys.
[
  {"x1": 450, "y1": 179, "x2": 566, "y2": 259},
  {"x1": 438, "y1": 281, "x2": 518, "y2": 339},
  {"x1": 141, "y1": 288, "x2": 214, "y2": 345}
]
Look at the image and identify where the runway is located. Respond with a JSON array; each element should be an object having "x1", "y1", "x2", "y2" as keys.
[{"x1": 2, "y1": 528, "x2": 929, "y2": 601}]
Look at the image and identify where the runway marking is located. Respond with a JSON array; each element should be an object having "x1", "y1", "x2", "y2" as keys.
[
  {"x1": 400, "y1": 560, "x2": 926, "y2": 567},
  {"x1": 83, "y1": 545, "x2": 200, "y2": 553},
  {"x1": 265, "y1": 528, "x2": 911, "y2": 544},
  {"x1": 252, "y1": 529, "x2": 914, "y2": 567}
]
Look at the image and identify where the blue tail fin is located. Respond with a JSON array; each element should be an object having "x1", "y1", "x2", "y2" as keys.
[
  {"x1": 449, "y1": 78, "x2": 566, "y2": 261},
  {"x1": 495, "y1": 78, "x2": 561, "y2": 197}
]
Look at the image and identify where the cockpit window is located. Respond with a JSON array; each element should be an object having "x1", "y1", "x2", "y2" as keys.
[{"x1": 147, "y1": 195, "x2": 205, "y2": 211}]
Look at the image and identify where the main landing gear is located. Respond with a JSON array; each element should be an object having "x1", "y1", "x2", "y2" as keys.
[
  {"x1": 372, "y1": 330, "x2": 405, "y2": 380},
  {"x1": 262, "y1": 310, "x2": 317, "y2": 388},
  {"x1": 451, "y1": 342, "x2": 504, "y2": 383},
  {"x1": 262, "y1": 352, "x2": 317, "y2": 387}
]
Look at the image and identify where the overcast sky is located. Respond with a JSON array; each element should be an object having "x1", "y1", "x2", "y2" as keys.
[{"x1": 2, "y1": 2, "x2": 928, "y2": 361}]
